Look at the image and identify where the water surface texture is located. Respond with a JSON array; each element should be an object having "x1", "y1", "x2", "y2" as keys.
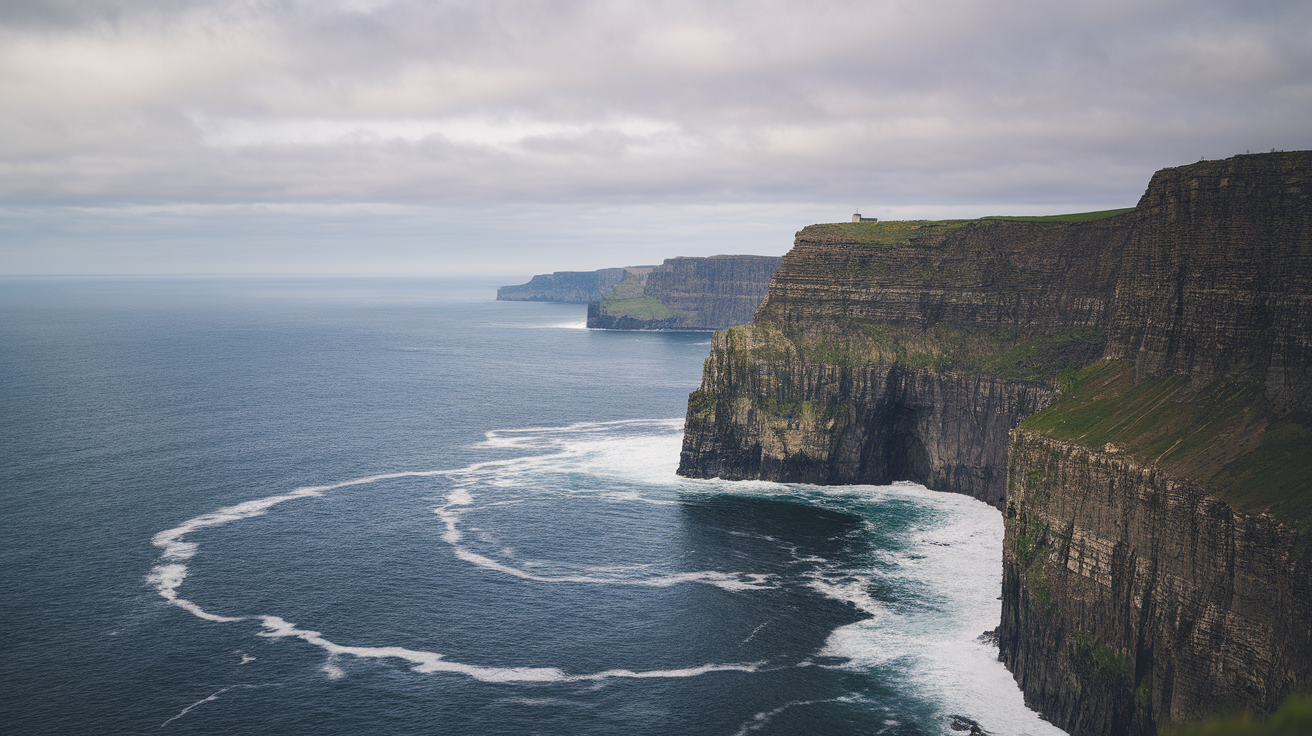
[{"x1": 1, "y1": 278, "x2": 1065, "y2": 735}]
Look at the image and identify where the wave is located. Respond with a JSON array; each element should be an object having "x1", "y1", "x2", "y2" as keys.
[
  {"x1": 146, "y1": 418, "x2": 769, "y2": 684},
  {"x1": 145, "y1": 418, "x2": 1067, "y2": 733}
]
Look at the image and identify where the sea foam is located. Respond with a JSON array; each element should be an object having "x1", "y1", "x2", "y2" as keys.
[{"x1": 146, "y1": 419, "x2": 771, "y2": 684}]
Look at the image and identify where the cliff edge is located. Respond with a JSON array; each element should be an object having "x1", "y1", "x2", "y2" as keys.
[
  {"x1": 587, "y1": 255, "x2": 783, "y2": 331},
  {"x1": 677, "y1": 152, "x2": 1312, "y2": 735},
  {"x1": 497, "y1": 266, "x2": 653, "y2": 303}
]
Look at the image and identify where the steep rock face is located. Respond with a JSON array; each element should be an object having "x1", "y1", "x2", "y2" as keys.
[
  {"x1": 1001, "y1": 430, "x2": 1312, "y2": 736},
  {"x1": 497, "y1": 267, "x2": 645, "y2": 303},
  {"x1": 587, "y1": 255, "x2": 782, "y2": 330},
  {"x1": 678, "y1": 152, "x2": 1312, "y2": 735},
  {"x1": 644, "y1": 255, "x2": 784, "y2": 329},
  {"x1": 678, "y1": 216, "x2": 1133, "y2": 503},
  {"x1": 679, "y1": 326, "x2": 1053, "y2": 507},
  {"x1": 1106, "y1": 154, "x2": 1312, "y2": 413},
  {"x1": 755, "y1": 218, "x2": 1128, "y2": 331}
]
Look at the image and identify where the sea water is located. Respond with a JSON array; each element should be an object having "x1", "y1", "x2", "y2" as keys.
[{"x1": 0, "y1": 278, "x2": 1066, "y2": 735}]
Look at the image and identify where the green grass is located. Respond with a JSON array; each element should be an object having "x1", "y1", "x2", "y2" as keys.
[
  {"x1": 605, "y1": 275, "x2": 646, "y2": 300},
  {"x1": 596, "y1": 295, "x2": 674, "y2": 321},
  {"x1": 1210, "y1": 422, "x2": 1312, "y2": 533},
  {"x1": 800, "y1": 220, "x2": 971, "y2": 247},
  {"x1": 1020, "y1": 361, "x2": 1312, "y2": 530},
  {"x1": 688, "y1": 390, "x2": 716, "y2": 417},
  {"x1": 801, "y1": 208, "x2": 1135, "y2": 248},
  {"x1": 1159, "y1": 694, "x2": 1312, "y2": 736},
  {"x1": 979, "y1": 207, "x2": 1136, "y2": 223},
  {"x1": 772, "y1": 322, "x2": 1104, "y2": 383}
]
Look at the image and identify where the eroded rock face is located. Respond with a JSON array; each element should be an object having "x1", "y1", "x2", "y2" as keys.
[
  {"x1": 677, "y1": 152, "x2": 1312, "y2": 735},
  {"x1": 497, "y1": 267, "x2": 634, "y2": 303},
  {"x1": 1106, "y1": 154, "x2": 1312, "y2": 414},
  {"x1": 678, "y1": 326, "x2": 1053, "y2": 507},
  {"x1": 587, "y1": 255, "x2": 783, "y2": 330},
  {"x1": 754, "y1": 219, "x2": 1128, "y2": 332},
  {"x1": 1001, "y1": 431, "x2": 1312, "y2": 736},
  {"x1": 677, "y1": 214, "x2": 1133, "y2": 503}
]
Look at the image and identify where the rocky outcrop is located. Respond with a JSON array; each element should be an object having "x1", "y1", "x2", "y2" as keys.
[
  {"x1": 677, "y1": 216, "x2": 1133, "y2": 503},
  {"x1": 587, "y1": 255, "x2": 782, "y2": 330},
  {"x1": 1105, "y1": 154, "x2": 1312, "y2": 414},
  {"x1": 497, "y1": 266, "x2": 653, "y2": 303},
  {"x1": 677, "y1": 151, "x2": 1312, "y2": 735},
  {"x1": 1001, "y1": 429, "x2": 1312, "y2": 736},
  {"x1": 678, "y1": 325, "x2": 1053, "y2": 506}
]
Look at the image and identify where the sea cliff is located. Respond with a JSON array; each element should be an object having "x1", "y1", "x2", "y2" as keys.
[
  {"x1": 677, "y1": 152, "x2": 1312, "y2": 735},
  {"x1": 497, "y1": 266, "x2": 653, "y2": 303},
  {"x1": 587, "y1": 255, "x2": 782, "y2": 330},
  {"x1": 678, "y1": 213, "x2": 1132, "y2": 503}
]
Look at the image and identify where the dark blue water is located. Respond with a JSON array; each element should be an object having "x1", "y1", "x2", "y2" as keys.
[{"x1": 1, "y1": 278, "x2": 1063, "y2": 735}]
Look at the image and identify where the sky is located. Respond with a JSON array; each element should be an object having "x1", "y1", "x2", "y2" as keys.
[{"x1": 1, "y1": 0, "x2": 1310, "y2": 278}]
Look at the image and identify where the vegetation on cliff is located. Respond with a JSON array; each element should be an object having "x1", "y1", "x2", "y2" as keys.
[
  {"x1": 1020, "y1": 361, "x2": 1312, "y2": 531},
  {"x1": 746, "y1": 321, "x2": 1105, "y2": 384},
  {"x1": 980, "y1": 207, "x2": 1136, "y2": 223},
  {"x1": 682, "y1": 152, "x2": 1312, "y2": 736},
  {"x1": 590, "y1": 276, "x2": 678, "y2": 322},
  {"x1": 1160, "y1": 694, "x2": 1312, "y2": 736},
  {"x1": 588, "y1": 255, "x2": 782, "y2": 330}
]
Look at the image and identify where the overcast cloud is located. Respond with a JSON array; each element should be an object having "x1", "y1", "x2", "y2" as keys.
[{"x1": 2, "y1": 0, "x2": 1309, "y2": 276}]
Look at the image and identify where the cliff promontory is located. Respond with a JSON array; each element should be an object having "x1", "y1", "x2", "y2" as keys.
[
  {"x1": 678, "y1": 212, "x2": 1134, "y2": 504},
  {"x1": 497, "y1": 266, "x2": 653, "y2": 303},
  {"x1": 587, "y1": 255, "x2": 783, "y2": 331},
  {"x1": 677, "y1": 152, "x2": 1312, "y2": 735}
]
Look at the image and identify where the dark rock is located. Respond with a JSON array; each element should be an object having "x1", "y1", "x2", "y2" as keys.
[
  {"x1": 948, "y1": 714, "x2": 992, "y2": 734},
  {"x1": 676, "y1": 152, "x2": 1312, "y2": 736},
  {"x1": 587, "y1": 255, "x2": 783, "y2": 330},
  {"x1": 497, "y1": 267, "x2": 648, "y2": 303}
]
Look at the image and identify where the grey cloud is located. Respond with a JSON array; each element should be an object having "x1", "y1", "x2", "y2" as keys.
[{"x1": 1, "y1": 0, "x2": 1310, "y2": 273}]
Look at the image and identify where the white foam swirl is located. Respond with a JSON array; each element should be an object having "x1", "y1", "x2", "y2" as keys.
[{"x1": 146, "y1": 419, "x2": 768, "y2": 684}]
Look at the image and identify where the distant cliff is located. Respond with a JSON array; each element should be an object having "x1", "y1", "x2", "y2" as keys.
[
  {"x1": 677, "y1": 152, "x2": 1312, "y2": 735},
  {"x1": 587, "y1": 255, "x2": 782, "y2": 331},
  {"x1": 497, "y1": 266, "x2": 653, "y2": 303}
]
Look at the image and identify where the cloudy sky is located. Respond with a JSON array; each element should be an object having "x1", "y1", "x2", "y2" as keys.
[{"x1": 2, "y1": 0, "x2": 1309, "y2": 277}]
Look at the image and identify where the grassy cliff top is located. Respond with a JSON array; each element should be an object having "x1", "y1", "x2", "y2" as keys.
[
  {"x1": 1020, "y1": 361, "x2": 1312, "y2": 532},
  {"x1": 979, "y1": 207, "x2": 1135, "y2": 223},
  {"x1": 800, "y1": 219, "x2": 970, "y2": 246},
  {"x1": 800, "y1": 208, "x2": 1135, "y2": 246}
]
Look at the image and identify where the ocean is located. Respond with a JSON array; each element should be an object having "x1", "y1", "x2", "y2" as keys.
[{"x1": 0, "y1": 278, "x2": 1066, "y2": 735}]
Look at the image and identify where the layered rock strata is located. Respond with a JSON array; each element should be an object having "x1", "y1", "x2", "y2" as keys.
[
  {"x1": 678, "y1": 151, "x2": 1312, "y2": 735},
  {"x1": 678, "y1": 216, "x2": 1133, "y2": 504},
  {"x1": 1001, "y1": 428, "x2": 1312, "y2": 736},
  {"x1": 680, "y1": 325, "x2": 1054, "y2": 506},
  {"x1": 497, "y1": 266, "x2": 652, "y2": 303},
  {"x1": 587, "y1": 255, "x2": 782, "y2": 330}
]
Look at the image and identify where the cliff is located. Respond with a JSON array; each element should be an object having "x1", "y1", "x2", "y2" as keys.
[
  {"x1": 1001, "y1": 374, "x2": 1312, "y2": 736},
  {"x1": 587, "y1": 255, "x2": 782, "y2": 330},
  {"x1": 678, "y1": 213, "x2": 1133, "y2": 503},
  {"x1": 497, "y1": 266, "x2": 653, "y2": 303},
  {"x1": 677, "y1": 152, "x2": 1312, "y2": 734}
]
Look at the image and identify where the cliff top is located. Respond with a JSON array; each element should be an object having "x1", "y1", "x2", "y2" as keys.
[
  {"x1": 1021, "y1": 360, "x2": 1312, "y2": 532},
  {"x1": 798, "y1": 207, "x2": 1137, "y2": 247}
]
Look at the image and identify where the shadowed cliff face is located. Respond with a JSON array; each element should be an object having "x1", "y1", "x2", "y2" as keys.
[
  {"x1": 678, "y1": 326, "x2": 1055, "y2": 507},
  {"x1": 678, "y1": 212, "x2": 1135, "y2": 504},
  {"x1": 1002, "y1": 430, "x2": 1312, "y2": 736},
  {"x1": 1106, "y1": 155, "x2": 1312, "y2": 415},
  {"x1": 587, "y1": 255, "x2": 782, "y2": 330},
  {"x1": 497, "y1": 267, "x2": 633, "y2": 303},
  {"x1": 678, "y1": 152, "x2": 1312, "y2": 736}
]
